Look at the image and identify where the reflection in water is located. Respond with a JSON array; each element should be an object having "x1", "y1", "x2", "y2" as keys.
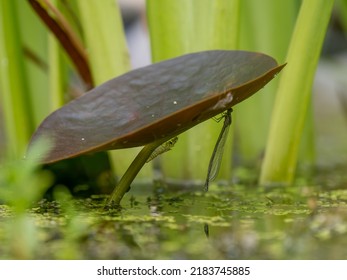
[
  {"x1": 204, "y1": 223, "x2": 209, "y2": 238},
  {"x1": 3, "y1": 173, "x2": 347, "y2": 259}
]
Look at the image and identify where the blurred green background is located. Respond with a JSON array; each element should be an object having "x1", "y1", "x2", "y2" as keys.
[{"x1": 1, "y1": 0, "x2": 347, "y2": 260}]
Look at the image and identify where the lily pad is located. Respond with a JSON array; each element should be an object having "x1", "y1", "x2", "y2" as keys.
[{"x1": 28, "y1": 50, "x2": 285, "y2": 163}]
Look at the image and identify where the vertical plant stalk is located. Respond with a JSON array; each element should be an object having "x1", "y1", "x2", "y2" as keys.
[
  {"x1": 17, "y1": 1, "x2": 50, "y2": 128},
  {"x1": 235, "y1": 0, "x2": 298, "y2": 164},
  {"x1": 106, "y1": 138, "x2": 167, "y2": 206},
  {"x1": 48, "y1": 0, "x2": 66, "y2": 111},
  {"x1": 147, "y1": 0, "x2": 192, "y2": 180},
  {"x1": 49, "y1": 34, "x2": 66, "y2": 110},
  {"x1": 260, "y1": 0, "x2": 334, "y2": 185},
  {"x1": 147, "y1": 0, "x2": 240, "y2": 183},
  {"x1": 76, "y1": 0, "x2": 152, "y2": 180},
  {"x1": 76, "y1": 0, "x2": 129, "y2": 84},
  {"x1": 190, "y1": 0, "x2": 240, "y2": 182},
  {"x1": 0, "y1": 0, "x2": 34, "y2": 158}
]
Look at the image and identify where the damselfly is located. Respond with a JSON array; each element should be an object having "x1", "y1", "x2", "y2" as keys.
[
  {"x1": 204, "y1": 108, "x2": 233, "y2": 191},
  {"x1": 146, "y1": 137, "x2": 178, "y2": 162}
]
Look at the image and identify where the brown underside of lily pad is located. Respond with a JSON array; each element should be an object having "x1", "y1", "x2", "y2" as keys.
[{"x1": 28, "y1": 50, "x2": 285, "y2": 163}]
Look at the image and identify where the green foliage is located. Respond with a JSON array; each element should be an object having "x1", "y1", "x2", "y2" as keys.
[
  {"x1": 235, "y1": 0, "x2": 298, "y2": 164},
  {"x1": 0, "y1": 138, "x2": 52, "y2": 259},
  {"x1": 76, "y1": 0, "x2": 130, "y2": 84},
  {"x1": 76, "y1": 0, "x2": 152, "y2": 180},
  {"x1": 0, "y1": 138, "x2": 52, "y2": 212},
  {"x1": 260, "y1": 0, "x2": 335, "y2": 185},
  {"x1": 0, "y1": 0, "x2": 346, "y2": 261},
  {"x1": 0, "y1": 0, "x2": 35, "y2": 158},
  {"x1": 0, "y1": 0, "x2": 340, "y2": 203},
  {"x1": 147, "y1": 0, "x2": 240, "y2": 181}
]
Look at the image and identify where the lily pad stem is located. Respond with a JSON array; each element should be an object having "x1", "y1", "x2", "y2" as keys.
[{"x1": 106, "y1": 138, "x2": 167, "y2": 206}]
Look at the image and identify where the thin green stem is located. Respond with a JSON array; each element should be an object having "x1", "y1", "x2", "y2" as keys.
[{"x1": 106, "y1": 138, "x2": 167, "y2": 206}]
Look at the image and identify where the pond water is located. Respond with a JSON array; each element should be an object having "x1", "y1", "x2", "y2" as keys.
[{"x1": 1, "y1": 166, "x2": 347, "y2": 260}]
